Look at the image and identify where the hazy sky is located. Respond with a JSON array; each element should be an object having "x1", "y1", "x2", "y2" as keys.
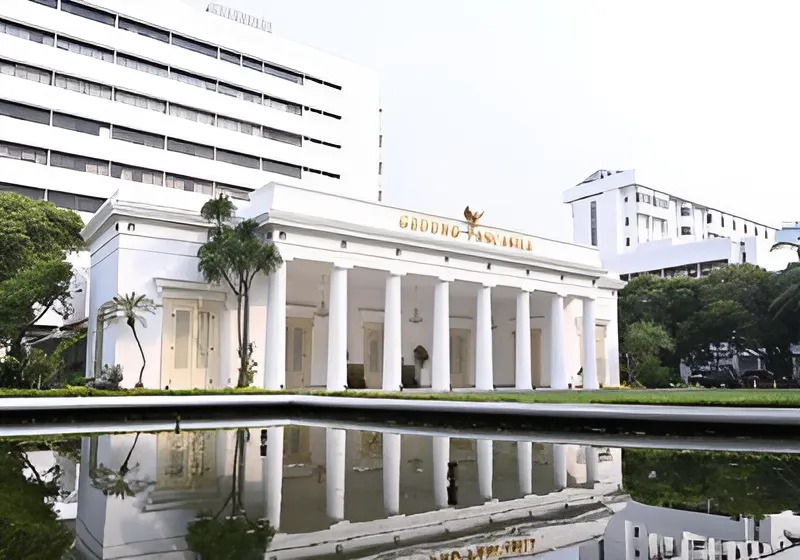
[{"x1": 186, "y1": 0, "x2": 800, "y2": 240}]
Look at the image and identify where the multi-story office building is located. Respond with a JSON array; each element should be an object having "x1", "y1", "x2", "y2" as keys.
[
  {"x1": 0, "y1": 0, "x2": 382, "y2": 333},
  {"x1": 563, "y1": 169, "x2": 794, "y2": 279}
]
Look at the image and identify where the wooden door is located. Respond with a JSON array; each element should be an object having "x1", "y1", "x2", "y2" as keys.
[
  {"x1": 363, "y1": 322, "x2": 384, "y2": 388},
  {"x1": 450, "y1": 328, "x2": 471, "y2": 388},
  {"x1": 285, "y1": 318, "x2": 313, "y2": 389}
]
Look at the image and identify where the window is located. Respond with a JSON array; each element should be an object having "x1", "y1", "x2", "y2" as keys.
[
  {"x1": 378, "y1": 162, "x2": 383, "y2": 175},
  {"x1": 681, "y1": 226, "x2": 692, "y2": 235},
  {"x1": 48, "y1": 191, "x2": 104, "y2": 212},
  {"x1": 50, "y1": 152, "x2": 109, "y2": 175},
  {"x1": 217, "y1": 116, "x2": 260, "y2": 136},
  {"x1": 0, "y1": 142, "x2": 46, "y2": 164},
  {"x1": 118, "y1": 17, "x2": 169, "y2": 43},
  {"x1": 167, "y1": 138, "x2": 214, "y2": 159},
  {"x1": 706, "y1": 213, "x2": 712, "y2": 224},
  {"x1": 170, "y1": 69, "x2": 216, "y2": 91},
  {"x1": 0, "y1": 100, "x2": 49, "y2": 124},
  {"x1": 242, "y1": 55, "x2": 262, "y2": 72},
  {"x1": 0, "y1": 60, "x2": 52, "y2": 85},
  {"x1": 215, "y1": 183, "x2": 251, "y2": 200},
  {"x1": 755, "y1": 227, "x2": 759, "y2": 236},
  {"x1": 680, "y1": 206, "x2": 691, "y2": 216},
  {"x1": 0, "y1": 19, "x2": 55, "y2": 45},
  {"x1": 263, "y1": 159, "x2": 301, "y2": 178},
  {"x1": 220, "y1": 49, "x2": 240, "y2": 64},
  {"x1": 655, "y1": 198, "x2": 669, "y2": 208},
  {"x1": 265, "y1": 95, "x2": 302, "y2": 115},
  {"x1": 216, "y1": 149, "x2": 259, "y2": 169},
  {"x1": 0, "y1": 182, "x2": 44, "y2": 199},
  {"x1": 112, "y1": 126, "x2": 165, "y2": 149},
  {"x1": 56, "y1": 37, "x2": 114, "y2": 62},
  {"x1": 765, "y1": 229, "x2": 768, "y2": 239},
  {"x1": 166, "y1": 174, "x2": 213, "y2": 194},
  {"x1": 624, "y1": 216, "x2": 629, "y2": 226},
  {"x1": 111, "y1": 163, "x2": 163, "y2": 185},
  {"x1": 55, "y1": 74, "x2": 111, "y2": 99},
  {"x1": 53, "y1": 113, "x2": 106, "y2": 135},
  {"x1": 732, "y1": 220, "x2": 737, "y2": 231},
  {"x1": 117, "y1": 54, "x2": 168, "y2": 77},
  {"x1": 264, "y1": 63, "x2": 303, "y2": 84},
  {"x1": 29, "y1": 0, "x2": 57, "y2": 7},
  {"x1": 590, "y1": 201, "x2": 597, "y2": 246},
  {"x1": 61, "y1": 0, "x2": 116, "y2": 25},
  {"x1": 115, "y1": 90, "x2": 166, "y2": 113},
  {"x1": 625, "y1": 237, "x2": 630, "y2": 247},
  {"x1": 624, "y1": 196, "x2": 628, "y2": 202},
  {"x1": 744, "y1": 224, "x2": 748, "y2": 234},
  {"x1": 218, "y1": 82, "x2": 262, "y2": 104},
  {"x1": 721, "y1": 216, "x2": 725, "y2": 227},
  {"x1": 634, "y1": 526, "x2": 640, "y2": 538},
  {"x1": 170, "y1": 104, "x2": 214, "y2": 125},
  {"x1": 172, "y1": 34, "x2": 218, "y2": 58}
]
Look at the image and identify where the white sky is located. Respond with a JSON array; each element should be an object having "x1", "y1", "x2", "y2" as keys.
[{"x1": 185, "y1": 0, "x2": 800, "y2": 240}]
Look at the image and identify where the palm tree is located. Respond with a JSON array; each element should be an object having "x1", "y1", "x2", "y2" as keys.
[
  {"x1": 103, "y1": 293, "x2": 159, "y2": 388},
  {"x1": 88, "y1": 433, "x2": 153, "y2": 499},
  {"x1": 197, "y1": 194, "x2": 283, "y2": 387}
]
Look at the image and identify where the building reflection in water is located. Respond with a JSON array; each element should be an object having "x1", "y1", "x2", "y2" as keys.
[{"x1": 68, "y1": 425, "x2": 623, "y2": 559}]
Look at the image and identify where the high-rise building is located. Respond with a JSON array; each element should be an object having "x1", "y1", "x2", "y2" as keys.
[
  {"x1": 564, "y1": 170, "x2": 794, "y2": 279},
  {"x1": 0, "y1": 0, "x2": 382, "y2": 333}
]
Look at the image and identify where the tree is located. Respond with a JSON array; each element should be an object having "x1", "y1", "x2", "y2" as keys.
[
  {"x1": 186, "y1": 429, "x2": 275, "y2": 559},
  {"x1": 103, "y1": 293, "x2": 159, "y2": 388},
  {"x1": 197, "y1": 195, "x2": 283, "y2": 387},
  {"x1": 0, "y1": 442, "x2": 74, "y2": 560},
  {"x1": 89, "y1": 432, "x2": 153, "y2": 499},
  {"x1": 622, "y1": 320, "x2": 675, "y2": 387},
  {"x1": 0, "y1": 193, "x2": 84, "y2": 384}
]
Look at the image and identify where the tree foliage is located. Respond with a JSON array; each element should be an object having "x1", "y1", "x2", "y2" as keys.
[
  {"x1": 197, "y1": 195, "x2": 282, "y2": 387},
  {"x1": 619, "y1": 264, "x2": 800, "y2": 377},
  {"x1": 103, "y1": 293, "x2": 159, "y2": 388},
  {"x1": 0, "y1": 194, "x2": 84, "y2": 367}
]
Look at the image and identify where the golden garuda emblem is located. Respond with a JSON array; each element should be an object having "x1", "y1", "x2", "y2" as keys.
[{"x1": 463, "y1": 206, "x2": 485, "y2": 227}]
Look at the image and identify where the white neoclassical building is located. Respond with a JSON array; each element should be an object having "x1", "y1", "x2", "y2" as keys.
[{"x1": 83, "y1": 182, "x2": 624, "y2": 391}]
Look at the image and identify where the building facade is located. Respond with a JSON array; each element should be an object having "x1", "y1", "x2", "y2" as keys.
[
  {"x1": 564, "y1": 170, "x2": 795, "y2": 279},
  {"x1": 83, "y1": 182, "x2": 624, "y2": 391},
  {"x1": 0, "y1": 0, "x2": 382, "y2": 332}
]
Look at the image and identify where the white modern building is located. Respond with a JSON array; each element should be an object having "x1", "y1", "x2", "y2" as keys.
[
  {"x1": 0, "y1": 0, "x2": 382, "y2": 334},
  {"x1": 564, "y1": 170, "x2": 795, "y2": 279},
  {"x1": 73, "y1": 426, "x2": 624, "y2": 559},
  {"x1": 83, "y1": 181, "x2": 624, "y2": 391}
]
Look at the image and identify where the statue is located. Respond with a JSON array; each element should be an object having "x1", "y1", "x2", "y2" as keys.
[
  {"x1": 87, "y1": 364, "x2": 123, "y2": 390},
  {"x1": 413, "y1": 345, "x2": 429, "y2": 386}
]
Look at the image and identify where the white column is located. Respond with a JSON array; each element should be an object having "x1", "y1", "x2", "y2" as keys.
[
  {"x1": 475, "y1": 285, "x2": 494, "y2": 390},
  {"x1": 264, "y1": 426, "x2": 283, "y2": 530},
  {"x1": 585, "y1": 445, "x2": 599, "y2": 486},
  {"x1": 382, "y1": 273, "x2": 402, "y2": 391},
  {"x1": 326, "y1": 266, "x2": 348, "y2": 391},
  {"x1": 326, "y1": 428, "x2": 346, "y2": 521},
  {"x1": 515, "y1": 290, "x2": 532, "y2": 390},
  {"x1": 582, "y1": 297, "x2": 599, "y2": 389},
  {"x1": 382, "y1": 433, "x2": 401, "y2": 515},
  {"x1": 552, "y1": 443, "x2": 567, "y2": 490},
  {"x1": 431, "y1": 280, "x2": 451, "y2": 392},
  {"x1": 549, "y1": 293, "x2": 567, "y2": 389},
  {"x1": 264, "y1": 262, "x2": 287, "y2": 389},
  {"x1": 432, "y1": 436, "x2": 450, "y2": 508},
  {"x1": 517, "y1": 441, "x2": 533, "y2": 496},
  {"x1": 477, "y1": 439, "x2": 493, "y2": 501}
]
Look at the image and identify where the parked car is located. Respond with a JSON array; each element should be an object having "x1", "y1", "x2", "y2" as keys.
[
  {"x1": 739, "y1": 369, "x2": 798, "y2": 389},
  {"x1": 688, "y1": 365, "x2": 742, "y2": 388}
]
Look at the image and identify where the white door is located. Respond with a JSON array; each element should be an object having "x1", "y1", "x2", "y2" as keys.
[
  {"x1": 363, "y1": 322, "x2": 384, "y2": 388},
  {"x1": 161, "y1": 298, "x2": 221, "y2": 390},
  {"x1": 285, "y1": 318, "x2": 313, "y2": 389},
  {"x1": 450, "y1": 328, "x2": 471, "y2": 388}
]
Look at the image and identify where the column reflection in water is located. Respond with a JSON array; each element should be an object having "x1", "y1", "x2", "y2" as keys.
[
  {"x1": 382, "y1": 433, "x2": 401, "y2": 516},
  {"x1": 517, "y1": 441, "x2": 533, "y2": 496},
  {"x1": 326, "y1": 428, "x2": 346, "y2": 521},
  {"x1": 432, "y1": 436, "x2": 450, "y2": 508},
  {"x1": 585, "y1": 445, "x2": 599, "y2": 486},
  {"x1": 264, "y1": 427, "x2": 283, "y2": 531},
  {"x1": 477, "y1": 439, "x2": 493, "y2": 501},
  {"x1": 552, "y1": 444, "x2": 568, "y2": 490}
]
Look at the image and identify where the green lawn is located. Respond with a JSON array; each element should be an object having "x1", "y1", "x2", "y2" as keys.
[{"x1": 2, "y1": 386, "x2": 800, "y2": 407}]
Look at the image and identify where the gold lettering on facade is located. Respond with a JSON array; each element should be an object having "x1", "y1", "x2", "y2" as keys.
[
  {"x1": 399, "y1": 214, "x2": 531, "y2": 252},
  {"x1": 430, "y1": 538, "x2": 536, "y2": 560}
]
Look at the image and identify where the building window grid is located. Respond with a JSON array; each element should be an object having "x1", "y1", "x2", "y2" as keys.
[{"x1": 589, "y1": 201, "x2": 597, "y2": 246}]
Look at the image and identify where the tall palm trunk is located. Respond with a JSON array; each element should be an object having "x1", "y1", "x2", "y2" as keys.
[
  {"x1": 120, "y1": 432, "x2": 141, "y2": 475},
  {"x1": 239, "y1": 290, "x2": 251, "y2": 387},
  {"x1": 129, "y1": 318, "x2": 146, "y2": 388}
]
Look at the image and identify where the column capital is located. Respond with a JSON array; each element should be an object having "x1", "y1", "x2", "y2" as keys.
[
  {"x1": 481, "y1": 281, "x2": 497, "y2": 289},
  {"x1": 331, "y1": 261, "x2": 354, "y2": 270},
  {"x1": 582, "y1": 295, "x2": 597, "y2": 302},
  {"x1": 520, "y1": 284, "x2": 536, "y2": 294},
  {"x1": 437, "y1": 275, "x2": 454, "y2": 283},
  {"x1": 386, "y1": 269, "x2": 407, "y2": 277}
]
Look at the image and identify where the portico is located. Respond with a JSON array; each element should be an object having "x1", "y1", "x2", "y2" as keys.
[{"x1": 82, "y1": 182, "x2": 624, "y2": 390}]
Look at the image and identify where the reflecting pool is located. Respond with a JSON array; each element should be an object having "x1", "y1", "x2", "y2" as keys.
[{"x1": 4, "y1": 420, "x2": 800, "y2": 559}]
